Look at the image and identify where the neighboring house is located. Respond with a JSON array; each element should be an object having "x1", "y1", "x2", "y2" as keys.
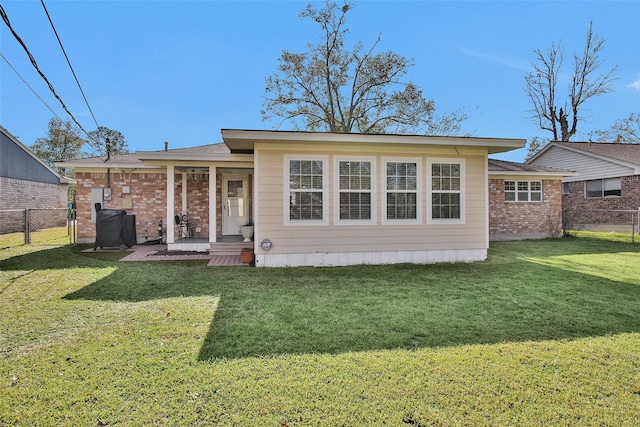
[
  {"x1": 528, "y1": 142, "x2": 640, "y2": 232},
  {"x1": 0, "y1": 125, "x2": 73, "y2": 233},
  {"x1": 488, "y1": 159, "x2": 576, "y2": 240},
  {"x1": 59, "y1": 129, "x2": 580, "y2": 267}
]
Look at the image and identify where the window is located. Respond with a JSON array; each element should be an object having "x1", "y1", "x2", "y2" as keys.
[
  {"x1": 383, "y1": 159, "x2": 420, "y2": 222},
  {"x1": 585, "y1": 178, "x2": 621, "y2": 198},
  {"x1": 286, "y1": 157, "x2": 328, "y2": 224},
  {"x1": 504, "y1": 180, "x2": 542, "y2": 202},
  {"x1": 430, "y1": 162, "x2": 463, "y2": 220},
  {"x1": 336, "y1": 159, "x2": 374, "y2": 224},
  {"x1": 562, "y1": 182, "x2": 570, "y2": 195}
]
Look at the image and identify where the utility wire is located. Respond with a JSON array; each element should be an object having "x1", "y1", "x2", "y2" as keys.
[
  {"x1": 40, "y1": 0, "x2": 100, "y2": 130},
  {"x1": 0, "y1": 3, "x2": 92, "y2": 139},
  {"x1": 0, "y1": 51, "x2": 63, "y2": 121}
]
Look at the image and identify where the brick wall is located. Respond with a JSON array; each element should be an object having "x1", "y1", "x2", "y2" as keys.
[
  {"x1": 489, "y1": 178, "x2": 563, "y2": 240},
  {"x1": 175, "y1": 173, "x2": 210, "y2": 238},
  {"x1": 0, "y1": 177, "x2": 68, "y2": 233},
  {"x1": 562, "y1": 175, "x2": 639, "y2": 227},
  {"x1": 0, "y1": 176, "x2": 67, "y2": 209},
  {"x1": 75, "y1": 171, "x2": 167, "y2": 242},
  {"x1": 75, "y1": 171, "x2": 225, "y2": 243}
]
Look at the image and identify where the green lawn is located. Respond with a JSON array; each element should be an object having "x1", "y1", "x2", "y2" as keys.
[
  {"x1": 0, "y1": 226, "x2": 71, "y2": 249},
  {"x1": 1, "y1": 236, "x2": 639, "y2": 425}
]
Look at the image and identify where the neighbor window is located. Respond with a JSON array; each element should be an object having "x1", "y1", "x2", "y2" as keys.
[
  {"x1": 585, "y1": 178, "x2": 621, "y2": 198},
  {"x1": 337, "y1": 160, "x2": 373, "y2": 222},
  {"x1": 384, "y1": 160, "x2": 420, "y2": 222},
  {"x1": 287, "y1": 157, "x2": 327, "y2": 223},
  {"x1": 505, "y1": 180, "x2": 542, "y2": 202},
  {"x1": 430, "y1": 162, "x2": 463, "y2": 220}
]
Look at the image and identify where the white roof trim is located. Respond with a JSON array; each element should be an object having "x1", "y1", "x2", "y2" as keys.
[
  {"x1": 134, "y1": 151, "x2": 253, "y2": 162},
  {"x1": 55, "y1": 160, "x2": 152, "y2": 169},
  {"x1": 221, "y1": 129, "x2": 526, "y2": 154},
  {"x1": 488, "y1": 170, "x2": 578, "y2": 177}
]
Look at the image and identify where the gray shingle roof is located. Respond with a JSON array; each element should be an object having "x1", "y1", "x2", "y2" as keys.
[
  {"x1": 64, "y1": 153, "x2": 145, "y2": 165},
  {"x1": 160, "y1": 143, "x2": 230, "y2": 155},
  {"x1": 488, "y1": 158, "x2": 570, "y2": 173},
  {"x1": 560, "y1": 142, "x2": 640, "y2": 165},
  {"x1": 62, "y1": 143, "x2": 230, "y2": 165}
]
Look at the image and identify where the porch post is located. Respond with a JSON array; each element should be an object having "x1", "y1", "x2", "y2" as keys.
[
  {"x1": 181, "y1": 172, "x2": 187, "y2": 214},
  {"x1": 166, "y1": 164, "x2": 175, "y2": 243},
  {"x1": 209, "y1": 166, "x2": 216, "y2": 243}
]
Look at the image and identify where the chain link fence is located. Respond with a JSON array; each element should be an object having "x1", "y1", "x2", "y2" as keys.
[
  {"x1": 0, "y1": 208, "x2": 76, "y2": 249},
  {"x1": 563, "y1": 208, "x2": 640, "y2": 242}
]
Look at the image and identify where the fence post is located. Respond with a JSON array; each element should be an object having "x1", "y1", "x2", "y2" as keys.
[
  {"x1": 636, "y1": 207, "x2": 640, "y2": 244},
  {"x1": 67, "y1": 207, "x2": 77, "y2": 245},
  {"x1": 24, "y1": 209, "x2": 30, "y2": 244}
]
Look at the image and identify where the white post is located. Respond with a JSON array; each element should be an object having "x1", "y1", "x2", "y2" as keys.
[
  {"x1": 166, "y1": 165, "x2": 175, "y2": 243},
  {"x1": 209, "y1": 166, "x2": 217, "y2": 243},
  {"x1": 181, "y1": 172, "x2": 187, "y2": 215}
]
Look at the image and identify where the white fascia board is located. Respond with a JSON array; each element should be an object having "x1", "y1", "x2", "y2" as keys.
[
  {"x1": 221, "y1": 129, "x2": 525, "y2": 154},
  {"x1": 134, "y1": 151, "x2": 253, "y2": 162},
  {"x1": 55, "y1": 160, "x2": 150, "y2": 170},
  {"x1": 489, "y1": 171, "x2": 580, "y2": 179},
  {"x1": 488, "y1": 170, "x2": 579, "y2": 178}
]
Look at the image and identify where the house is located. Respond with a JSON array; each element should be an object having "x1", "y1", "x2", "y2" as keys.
[
  {"x1": 527, "y1": 142, "x2": 640, "y2": 232},
  {"x1": 487, "y1": 159, "x2": 576, "y2": 240},
  {"x1": 0, "y1": 125, "x2": 73, "y2": 233},
  {"x1": 58, "y1": 129, "x2": 578, "y2": 267}
]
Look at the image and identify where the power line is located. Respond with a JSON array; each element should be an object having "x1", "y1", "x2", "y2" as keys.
[
  {"x1": 0, "y1": 51, "x2": 63, "y2": 122},
  {"x1": 40, "y1": 0, "x2": 100, "y2": 130},
  {"x1": 0, "y1": 3, "x2": 92, "y2": 139}
]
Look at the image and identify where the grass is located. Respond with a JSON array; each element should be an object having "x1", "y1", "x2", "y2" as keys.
[
  {"x1": 1, "y1": 236, "x2": 639, "y2": 425},
  {"x1": 0, "y1": 226, "x2": 71, "y2": 249}
]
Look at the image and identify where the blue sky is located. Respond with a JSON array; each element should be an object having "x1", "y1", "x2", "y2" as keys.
[{"x1": 1, "y1": 1, "x2": 639, "y2": 162}]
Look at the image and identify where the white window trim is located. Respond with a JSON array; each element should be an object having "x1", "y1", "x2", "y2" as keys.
[
  {"x1": 504, "y1": 180, "x2": 543, "y2": 203},
  {"x1": 381, "y1": 157, "x2": 422, "y2": 225},
  {"x1": 427, "y1": 158, "x2": 465, "y2": 225},
  {"x1": 334, "y1": 156, "x2": 376, "y2": 226},
  {"x1": 284, "y1": 154, "x2": 329, "y2": 226}
]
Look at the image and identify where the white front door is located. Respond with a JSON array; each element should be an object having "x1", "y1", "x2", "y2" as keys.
[{"x1": 222, "y1": 175, "x2": 248, "y2": 235}]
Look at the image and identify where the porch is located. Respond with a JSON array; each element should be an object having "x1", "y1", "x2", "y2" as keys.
[
  {"x1": 90, "y1": 239, "x2": 253, "y2": 266},
  {"x1": 165, "y1": 163, "x2": 254, "y2": 252}
]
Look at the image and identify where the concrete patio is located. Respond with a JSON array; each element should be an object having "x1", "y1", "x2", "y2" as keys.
[{"x1": 84, "y1": 244, "x2": 248, "y2": 266}]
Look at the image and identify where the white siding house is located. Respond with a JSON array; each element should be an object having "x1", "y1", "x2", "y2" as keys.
[{"x1": 222, "y1": 130, "x2": 524, "y2": 267}]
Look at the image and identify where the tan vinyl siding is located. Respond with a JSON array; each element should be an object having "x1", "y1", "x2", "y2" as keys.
[
  {"x1": 254, "y1": 141, "x2": 488, "y2": 256},
  {"x1": 532, "y1": 147, "x2": 634, "y2": 182}
]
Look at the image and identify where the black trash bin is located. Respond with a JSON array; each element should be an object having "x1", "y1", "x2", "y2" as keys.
[{"x1": 94, "y1": 209, "x2": 128, "y2": 250}]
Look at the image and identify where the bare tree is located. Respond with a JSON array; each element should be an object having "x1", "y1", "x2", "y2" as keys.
[
  {"x1": 262, "y1": 1, "x2": 466, "y2": 135},
  {"x1": 525, "y1": 22, "x2": 617, "y2": 143}
]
